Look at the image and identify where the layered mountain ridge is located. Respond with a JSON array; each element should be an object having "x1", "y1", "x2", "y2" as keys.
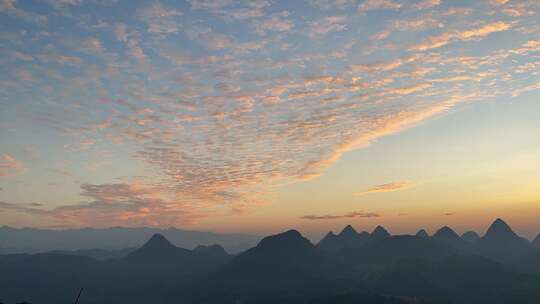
[{"x1": 1, "y1": 218, "x2": 539, "y2": 304}]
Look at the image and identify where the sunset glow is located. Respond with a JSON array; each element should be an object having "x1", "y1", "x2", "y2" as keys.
[{"x1": 1, "y1": 0, "x2": 539, "y2": 239}]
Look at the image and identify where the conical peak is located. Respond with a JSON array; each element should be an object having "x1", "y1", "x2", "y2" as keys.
[
  {"x1": 484, "y1": 218, "x2": 518, "y2": 240},
  {"x1": 373, "y1": 225, "x2": 389, "y2": 233},
  {"x1": 145, "y1": 233, "x2": 174, "y2": 246},
  {"x1": 339, "y1": 225, "x2": 358, "y2": 236},
  {"x1": 433, "y1": 226, "x2": 460, "y2": 240},
  {"x1": 371, "y1": 225, "x2": 390, "y2": 239},
  {"x1": 144, "y1": 233, "x2": 175, "y2": 248},
  {"x1": 133, "y1": 233, "x2": 178, "y2": 256},
  {"x1": 416, "y1": 229, "x2": 429, "y2": 238}
]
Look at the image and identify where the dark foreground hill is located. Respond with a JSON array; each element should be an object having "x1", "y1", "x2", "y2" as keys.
[{"x1": 1, "y1": 219, "x2": 539, "y2": 304}]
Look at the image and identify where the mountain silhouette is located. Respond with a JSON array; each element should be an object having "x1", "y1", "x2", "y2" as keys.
[
  {"x1": 256, "y1": 229, "x2": 314, "y2": 252},
  {"x1": 371, "y1": 225, "x2": 390, "y2": 240},
  {"x1": 46, "y1": 247, "x2": 134, "y2": 260},
  {"x1": 193, "y1": 244, "x2": 228, "y2": 257},
  {"x1": 533, "y1": 234, "x2": 540, "y2": 249},
  {"x1": 317, "y1": 226, "x2": 370, "y2": 251},
  {"x1": 0, "y1": 226, "x2": 259, "y2": 254},
  {"x1": 317, "y1": 231, "x2": 343, "y2": 250},
  {"x1": 340, "y1": 225, "x2": 357, "y2": 237},
  {"x1": 2, "y1": 219, "x2": 540, "y2": 304},
  {"x1": 122, "y1": 233, "x2": 232, "y2": 280},
  {"x1": 140, "y1": 233, "x2": 177, "y2": 250},
  {"x1": 432, "y1": 226, "x2": 473, "y2": 253},
  {"x1": 432, "y1": 226, "x2": 461, "y2": 241},
  {"x1": 477, "y1": 218, "x2": 534, "y2": 263},
  {"x1": 127, "y1": 233, "x2": 191, "y2": 260},
  {"x1": 317, "y1": 231, "x2": 341, "y2": 250},
  {"x1": 461, "y1": 231, "x2": 480, "y2": 243},
  {"x1": 337, "y1": 235, "x2": 457, "y2": 278},
  {"x1": 483, "y1": 218, "x2": 521, "y2": 241},
  {"x1": 415, "y1": 229, "x2": 429, "y2": 238},
  {"x1": 200, "y1": 229, "x2": 336, "y2": 302}
]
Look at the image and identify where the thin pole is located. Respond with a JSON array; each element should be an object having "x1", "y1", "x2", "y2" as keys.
[{"x1": 73, "y1": 288, "x2": 83, "y2": 304}]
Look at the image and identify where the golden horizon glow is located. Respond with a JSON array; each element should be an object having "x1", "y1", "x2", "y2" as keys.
[{"x1": 0, "y1": 0, "x2": 539, "y2": 237}]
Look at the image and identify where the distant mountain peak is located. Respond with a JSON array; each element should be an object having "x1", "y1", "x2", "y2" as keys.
[
  {"x1": 484, "y1": 218, "x2": 519, "y2": 241},
  {"x1": 322, "y1": 231, "x2": 336, "y2": 239},
  {"x1": 317, "y1": 231, "x2": 340, "y2": 250},
  {"x1": 433, "y1": 226, "x2": 460, "y2": 240},
  {"x1": 127, "y1": 233, "x2": 181, "y2": 259},
  {"x1": 281, "y1": 229, "x2": 303, "y2": 238},
  {"x1": 193, "y1": 244, "x2": 228, "y2": 256},
  {"x1": 462, "y1": 231, "x2": 480, "y2": 243},
  {"x1": 416, "y1": 229, "x2": 429, "y2": 239},
  {"x1": 142, "y1": 233, "x2": 176, "y2": 250},
  {"x1": 258, "y1": 229, "x2": 313, "y2": 249},
  {"x1": 371, "y1": 225, "x2": 390, "y2": 239},
  {"x1": 339, "y1": 225, "x2": 358, "y2": 236}
]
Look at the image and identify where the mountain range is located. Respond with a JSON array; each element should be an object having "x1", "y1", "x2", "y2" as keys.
[
  {"x1": 0, "y1": 226, "x2": 260, "y2": 254},
  {"x1": 1, "y1": 218, "x2": 539, "y2": 304}
]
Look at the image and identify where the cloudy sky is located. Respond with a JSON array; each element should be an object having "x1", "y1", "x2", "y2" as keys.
[{"x1": 1, "y1": 0, "x2": 539, "y2": 238}]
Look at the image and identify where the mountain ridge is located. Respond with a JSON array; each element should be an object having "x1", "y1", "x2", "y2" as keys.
[{"x1": 2, "y1": 219, "x2": 540, "y2": 304}]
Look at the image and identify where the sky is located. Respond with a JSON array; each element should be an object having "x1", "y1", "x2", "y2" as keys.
[{"x1": 0, "y1": 0, "x2": 539, "y2": 239}]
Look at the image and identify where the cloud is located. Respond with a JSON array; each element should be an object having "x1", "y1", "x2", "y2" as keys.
[
  {"x1": 301, "y1": 210, "x2": 380, "y2": 220},
  {"x1": 126, "y1": 39, "x2": 147, "y2": 62},
  {"x1": 190, "y1": 1, "x2": 270, "y2": 21},
  {"x1": 358, "y1": 0, "x2": 401, "y2": 13},
  {"x1": 189, "y1": 0, "x2": 232, "y2": 10},
  {"x1": 2, "y1": 0, "x2": 538, "y2": 228},
  {"x1": 309, "y1": 15, "x2": 347, "y2": 38},
  {"x1": 0, "y1": 182, "x2": 210, "y2": 227},
  {"x1": 198, "y1": 32, "x2": 232, "y2": 50},
  {"x1": 253, "y1": 12, "x2": 294, "y2": 35},
  {"x1": 308, "y1": 0, "x2": 355, "y2": 10},
  {"x1": 410, "y1": 22, "x2": 513, "y2": 51},
  {"x1": 0, "y1": 201, "x2": 50, "y2": 215},
  {"x1": 488, "y1": 0, "x2": 508, "y2": 6},
  {"x1": 414, "y1": 0, "x2": 441, "y2": 10},
  {"x1": 80, "y1": 38, "x2": 105, "y2": 54},
  {"x1": 387, "y1": 83, "x2": 432, "y2": 95},
  {"x1": 114, "y1": 23, "x2": 128, "y2": 42},
  {"x1": 137, "y1": 2, "x2": 183, "y2": 36},
  {"x1": 1, "y1": 0, "x2": 15, "y2": 11},
  {"x1": 354, "y1": 181, "x2": 416, "y2": 195},
  {"x1": 0, "y1": 154, "x2": 24, "y2": 177},
  {"x1": 511, "y1": 81, "x2": 540, "y2": 97},
  {"x1": 47, "y1": 0, "x2": 82, "y2": 8}
]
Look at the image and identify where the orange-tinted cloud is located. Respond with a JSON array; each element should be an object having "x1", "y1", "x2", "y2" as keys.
[
  {"x1": 354, "y1": 181, "x2": 416, "y2": 195},
  {"x1": 0, "y1": 154, "x2": 24, "y2": 177},
  {"x1": 359, "y1": 0, "x2": 401, "y2": 13},
  {"x1": 2, "y1": 0, "x2": 538, "y2": 228},
  {"x1": 301, "y1": 210, "x2": 380, "y2": 220},
  {"x1": 410, "y1": 22, "x2": 513, "y2": 51}
]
